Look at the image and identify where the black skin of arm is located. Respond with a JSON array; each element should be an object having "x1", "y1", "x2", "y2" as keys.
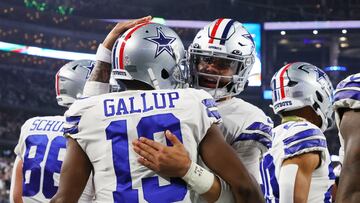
[{"x1": 336, "y1": 109, "x2": 360, "y2": 203}]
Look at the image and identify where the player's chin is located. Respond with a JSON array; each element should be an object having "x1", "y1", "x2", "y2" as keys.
[{"x1": 198, "y1": 79, "x2": 217, "y2": 89}]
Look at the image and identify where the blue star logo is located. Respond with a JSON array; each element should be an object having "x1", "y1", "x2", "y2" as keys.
[
  {"x1": 242, "y1": 34, "x2": 255, "y2": 45},
  {"x1": 315, "y1": 68, "x2": 326, "y2": 79},
  {"x1": 144, "y1": 27, "x2": 176, "y2": 58}
]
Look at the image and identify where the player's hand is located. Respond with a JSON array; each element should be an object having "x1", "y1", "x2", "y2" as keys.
[
  {"x1": 132, "y1": 130, "x2": 191, "y2": 177},
  {"x1": 103, "y1": 16, "x2": 152, "y2": 49}
]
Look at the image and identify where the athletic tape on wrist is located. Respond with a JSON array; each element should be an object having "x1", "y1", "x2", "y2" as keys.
[
  {"x1": 182, "y1": 161, "x2": 215, "y2": 194},
  {"x1": 96, "y1": 43, "x2": 111, "y2": 64}
]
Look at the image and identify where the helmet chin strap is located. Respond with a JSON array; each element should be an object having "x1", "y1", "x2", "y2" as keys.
[{"x1": 147, "y1": 68, "x2": 160, "y2": 90}]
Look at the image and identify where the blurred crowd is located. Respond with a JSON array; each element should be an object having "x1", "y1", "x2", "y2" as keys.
[
  {"x1": 0, "y1": 25, "x2": 99, "y2": 52},
  {"x1": 0, "y1": 51, "x2": 66, "y2": 111},
  {"x1": 0, "y1": 2, "x2": 113, "y2": 34},
  {"x1": 0, "y1": 151, "x2": 14, "y2": 203}
]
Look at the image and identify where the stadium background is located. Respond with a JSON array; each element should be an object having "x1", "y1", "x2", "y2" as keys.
[{"x1": 0, "y1": 0, "x2": 358, "y2": 201}]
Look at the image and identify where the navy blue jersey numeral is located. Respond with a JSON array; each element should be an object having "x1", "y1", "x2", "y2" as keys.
[
  {"x1": 43, "y1": 136, "x2": 67, "y2": 198},
  {"x1": 23, "y1": 134, "x2": 48, "y2": 196},
  {"x1": 22, "y1": 134, "x2": 67, "y2": 198},
  {"x1": 106, "y1": 113, "x2": 187, "y2": 203},
  {"x1": 260, "y1": 154, "x2": 279, "y2": 203}
]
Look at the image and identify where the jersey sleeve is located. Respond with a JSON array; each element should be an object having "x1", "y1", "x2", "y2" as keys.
[
  {"x1": 63, "y1": 98, "x2": 95, "y2": 140},
  {"x1": 191, "y1": 89, "x2": 222, "y2": 141},
  {"x1": 14, "y1": 118, "x2": 34, "y2": 159},
  {"x1": 214, "y1": 177, "x2": 235, "y2": 203},
  {"x1": 233, "y1": 115, "x2": 273, "y2": 152},
  {"x1": 281, "y1": 122, "x2": 327, "y2": 159},
  {"x1": 334, "y1": 73, "x2": 360, "y2": 124}
]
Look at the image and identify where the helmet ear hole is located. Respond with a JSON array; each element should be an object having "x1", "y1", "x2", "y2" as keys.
[
  {"x1": 161, "y1": 69, "x2": 170, "y2": 79},
  {"x1": 288, "y1": 80, "x2": 298, "y2": 87},
  {"x1": 316, "y1": 91, "x2": 323, "y2": 103}
]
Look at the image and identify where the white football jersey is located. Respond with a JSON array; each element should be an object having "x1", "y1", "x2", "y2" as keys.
[
  {"x1": 12, "y1": 116, "x2": 94, "y2": 203},
  {"x1": 64, "y1": 88, "x2": 221, "y2": 203},
  {"x1": 191, "y1": 97, "x2": 273, "y2": 203},
  {"x1": 260, "y1": 120, "x2": 335, "y2": 203},
  {"x1": 218, "y1": 97, "x2": 273, "y2": 182},
  {"x1": 333, "y1": 73, "x2": 360, "y2": 163}
]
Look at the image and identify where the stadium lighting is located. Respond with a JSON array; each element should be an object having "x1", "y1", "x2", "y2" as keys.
[
  {"x1": 340, "y1": 43, "x2": 349, "y2": 48},
  {"x1": 280, "y1": 31, "x2": 286, "y2": 35},
  {"x1": 342, "y1": 29, "x2": 347, "y2": 34},
  {"x1": 263, "y1": 90, "x2": 272, "y2": 100},
  {"x1": 324, "y1": 66, "x2": 347, "y2": 72},
  {"x1": 0, "y1": 41, "x2": 95, "y2": 60},
  {"x1": 313, "y1": 30, "x2": 318, "y2": 35},
  {"x1": 339, "y1": 36, "x2": 347, "y2": 42}
]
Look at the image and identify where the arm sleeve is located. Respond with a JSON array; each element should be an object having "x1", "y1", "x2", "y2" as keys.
[
  {"x1": 82, "y1": 81, "x2": 109, "y2": 97},
  {"x1": 278, "y1": 164, "x2": 298, "y2": 203},
  {"x1": 282, "y1": 123, "x2": 327, "y2": 159}
]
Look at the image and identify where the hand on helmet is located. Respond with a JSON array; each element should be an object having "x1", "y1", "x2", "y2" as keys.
[{"x1": 103, "y1": 16, "x2": 152, "y2": 50}]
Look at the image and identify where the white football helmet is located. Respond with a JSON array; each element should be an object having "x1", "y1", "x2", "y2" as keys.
[
  {"x1": 55, "y1": 59, "x2": 95, "y2": 107},
  {"x1": 188, "y1": 18, "x2": 256, "y2": 100},
  {"x1": 271, "y1": 62, "x2": 334, "y2": 131},
  {"x1": 109, "y1": 72, "x2": 125, "y2": 92},
  {"x1": 111, "y1": 23, "x2": 188, "y2": 90}
]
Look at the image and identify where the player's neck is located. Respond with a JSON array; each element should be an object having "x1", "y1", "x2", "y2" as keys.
[
  {"x1": 281, "y1": 116, "x2": 307, "y2": 124},
  {"x1": 216, "y1": 96, "x2": 232, "y2": 103}
]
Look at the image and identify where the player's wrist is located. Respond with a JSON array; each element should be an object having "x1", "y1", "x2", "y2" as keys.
[
  {"x1": 96, "y1": 43, "x2": 111, "y2": 64},
  {"x1": 102, "y1": 32, "x2": 118, "y2": 49},
  {"x1": 181, "y1": 161, "x2": 215, "y2": 194},
  {"x1": 178, "y1": 157, "x2": 192, "y2": 177}
]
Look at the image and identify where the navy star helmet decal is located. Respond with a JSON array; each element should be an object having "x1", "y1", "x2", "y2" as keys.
[
  {"x1": 144, "y1": 27, "x2": 176, "y2": 58},
  {"x1": 242, "y1": 33, "x2": 255, "y2": 45},
  {"x1": 315, "y1": 68, "x2": 326, "y2": 79}
]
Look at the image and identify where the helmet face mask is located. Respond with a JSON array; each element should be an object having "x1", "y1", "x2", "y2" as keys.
[
  {"x1": 188, "y1": 18, "x2": 256, "y2": 100},
  {"x1": 55, "y1": 60, "x2": 95, "y2": 107},
  {"x1": 111, "y1": 23, "x2": 189, "y2": 90},
  {"x1": 271, "y1": 62, "x2": 334, "y2": 131}
]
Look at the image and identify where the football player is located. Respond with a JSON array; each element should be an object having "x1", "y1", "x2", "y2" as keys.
[
  {"x1": 260, "y1": 62, "x2": 335, "y2": 203},
  {"x1": 333, "y1": 73, "x2": 360, "y2": 203},
  {"x1": 132, "y1": 18, "x2": 272, "y2": 203},
  {"x1": 188, "y1": 18, "x2": 273, "y2": 182},
  {"x1": 10, "y1": 60, "x2": 95, "y2": 203},
  {"x1": 50, "y1": 22, "x2": 264, "y2": 203}
]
